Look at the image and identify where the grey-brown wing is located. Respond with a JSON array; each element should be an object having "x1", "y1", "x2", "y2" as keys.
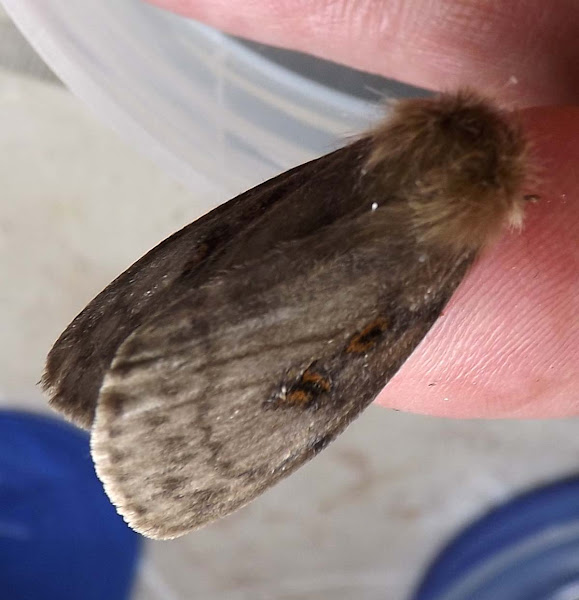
[
  {"x1": 91, "y1": 204, "x2": 474, "y2": 539},
  {"x1": 43, "y1": 140, "x2": 371, "y2": 428}
]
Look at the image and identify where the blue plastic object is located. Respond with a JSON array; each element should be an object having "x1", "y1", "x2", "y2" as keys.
[
  {"x1": 413, "y1": 478, "x2": 579, "y2": 600},
  {"x1": 0, "y1": 410, "x2": 141, "y2": 600}
]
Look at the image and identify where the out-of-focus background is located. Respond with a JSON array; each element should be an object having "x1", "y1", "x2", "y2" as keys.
[{"x1": 1, "y1": 4, "x2": 578, "y2": 599}]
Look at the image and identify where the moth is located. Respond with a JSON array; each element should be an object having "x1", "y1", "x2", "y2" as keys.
[{"x1": 43, "y1": 90, "x2": 530, "y2": 539}]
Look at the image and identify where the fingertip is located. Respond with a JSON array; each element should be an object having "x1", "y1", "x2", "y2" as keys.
[{"x1": 378, "y1": 106, "x2": 579, "y2": 418}]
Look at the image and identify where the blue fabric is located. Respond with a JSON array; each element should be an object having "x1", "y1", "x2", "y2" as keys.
[{"x1": 0, "y1": 410, "x2": 141, "y2": 600}]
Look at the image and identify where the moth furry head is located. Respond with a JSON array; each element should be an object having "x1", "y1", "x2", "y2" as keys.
[{"x1": 366, "y1": 90, "x2": 528, "y2": 252}]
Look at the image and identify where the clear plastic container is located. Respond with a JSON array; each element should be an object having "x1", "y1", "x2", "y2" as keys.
[{"x1": 1, "y1": 0, "x2": 411, "y2": 195}]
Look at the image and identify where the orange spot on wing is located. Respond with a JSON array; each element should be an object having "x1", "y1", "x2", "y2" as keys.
[
  {"x1": 346, "y1": 317, "x2": 389, "y2": 354},
  {"x1": 278, "y1": 367, "x2": 332, "y2": 408},
  {"x1": 301, "y1": 369, "x2": 331, "y2": 392},
  {"x1": 286, "y1": 389, "x2": 312, "y2": 406}
]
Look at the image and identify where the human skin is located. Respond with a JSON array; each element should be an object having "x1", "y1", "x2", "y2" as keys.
[{"x1": 144, "y1": 0, "x2": 578, "y2": 418}]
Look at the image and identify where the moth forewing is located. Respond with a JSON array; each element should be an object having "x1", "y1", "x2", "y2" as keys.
[{"x1": 44, "y1": 90, "x2": 529, "y2": 539}]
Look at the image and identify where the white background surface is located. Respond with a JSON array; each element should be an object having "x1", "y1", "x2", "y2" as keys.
[{"x1": 1, "y1": 7, "x2": 578, "y2": 599}]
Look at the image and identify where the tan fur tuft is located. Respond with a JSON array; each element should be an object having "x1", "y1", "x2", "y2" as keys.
[{"x1": 366, "y1": 90, "x2": 529, "y2": 252}]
